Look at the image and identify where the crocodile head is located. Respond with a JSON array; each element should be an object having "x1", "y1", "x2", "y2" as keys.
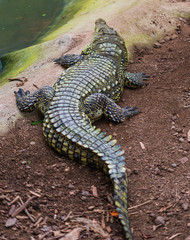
[
  {"x1": 92, "y1": 19, "x2": 128, "y2": 64},
  {"x1": 94, "y1": 18, "x2": 117, "y2": 36}
]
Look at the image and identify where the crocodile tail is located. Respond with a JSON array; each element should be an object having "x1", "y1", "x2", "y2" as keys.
[
  {"x1": 113, "y1": 174, "x2": 132, "y2": 240},
  {"x1": 102, "y1": 152, "x2": 132, "y2": 240},
  {"x1": 45, "y1": 101, "x2": 133, "y2": 238}
]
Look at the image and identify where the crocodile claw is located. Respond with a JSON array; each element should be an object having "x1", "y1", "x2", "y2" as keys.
[
  {"x1": 14, "y1": 88, "x2": 30, "y2": 98},
  {"x1": 123, "y1": 106, "x2": 141, "y2": 118},
  {"x1": 141, "y1": 72, "x2": 150, "y2": 81}
]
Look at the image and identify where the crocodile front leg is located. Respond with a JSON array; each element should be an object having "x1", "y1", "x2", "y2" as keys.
[
  {"x1": 54, "y1": 54, "x2": 84, "y2": 68},
  {"x1": 125, "y1": 72, "x2": 149, "y2": 88},
  {"x1": 14, "y1": 86, "x2": 54, "y2": 115},
  {"x1": 83, "y1": 93, "x2": 140, "y2": 122}
]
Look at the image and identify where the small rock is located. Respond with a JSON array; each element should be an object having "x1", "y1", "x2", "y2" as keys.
[
  {"x1": 179, "y1": 137, "x2": 184, "y2": 143},
  {"x1": 81, "y1": 196, "x2": 87, "y2": 200},
  {"x1": 154, "y1": 167, "x2": 161, "y2": 175},
  {"x1": 81, "y1": 191, "x2": 90, "y2": 196},
  {"x1": 30, "y1": 141, "x2": 35, "y2": 145},
  {"x1": 155, "y1": 216, "x2": 165, "y2": 225},
  {"x1": 179, "y1": 157, "x2": 188, "y2": 164},
  {"x1": 171, "y1": 163, "x2": 177, "y2": 168},
  {"x1": 5, "y1": 218, "x2": 17, "y2": 227},
  {"x1": 187, "y1": 223, "x2": 190, "y2": 227},
  {"x1": 64, "y1": 167, "x2": 70, "y2": 172},
  {"x1": 185, "y1": 236, "x2": 190, "y2": 240},
  {"x1": 171, "y1": 115, "x2": 177, "y2": 121},
  {"x1": 112, "y1": 132, "x2": 117, "y2": 137},
  {"x1": 167, "y1": 168, "x2": 174, "y2": 172},
  {"x1": 182, "y1": 203, "x2": 189, "y2": 211},
  {"x1": 68, "y1": 183, "x2": 75, "y2": 189},
  {"x1": 41, "y1": 226, "x2": 52, "y2": 232},
  {"x1": 139, "y1": 142, "x2": 145, "y2": 150},
  {"x1": 154, "y1": 42, "x2": 161, "y2": 48}
]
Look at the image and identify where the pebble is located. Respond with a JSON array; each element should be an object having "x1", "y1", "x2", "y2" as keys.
[
  {"x1": 182, "y1": 203, "x2": 189, "y2": 211},
  {"x1": 41, "y1": 226, "x2": 52, "y2": 232},
  {"x1": 68, "y1": 183, "x2": 75, "y2": 189},
  {"x1": 179, "y1": 137, "x2": 184, "y2": 143},
  {"x1": 154, "y1": 216, "x2": 165, "y2": 225},
  {"x1": 185, "y1": 236, "x2": 190, "y2": 240},
  {"x1": 61, "y1": 215, "x2": 66, "y2": 220},
  {"x1": 167, "y1": 168, "x2": 174, "y2": 172},
  {"x1": 187, "y1": 223, "x2": 190, "y2": 227},
  {"x1": 154, "y1": 42, "x2": 161, "y2": 48},
  {"x1": 154, "y1": 167, "x2": 161, "y2": 175},
  {"x1": 81, "y1": 196, "x2": 87, "y2": 201},
  {"x1": 30, "y1": 141, "x2": 35, "y2": 145},
  {"x1": 171, "y1": 115, "x2": 177, "y2": 121},
  {"x1": 81, "y1": 190, "x2": 90, "y2": 196},
  {"x1": 171, "y1": 163, "x2": 177, "y2": 168},
  {"x1": 5, "y1": 218, "x2": 17, "y2": 227}
]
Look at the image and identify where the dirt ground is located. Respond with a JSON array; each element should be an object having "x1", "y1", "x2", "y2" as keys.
[{"x1": 0, "y1": 19, "x2": 190, "y2": 240}]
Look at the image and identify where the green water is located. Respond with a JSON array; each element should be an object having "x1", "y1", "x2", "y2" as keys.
[{"x1": 0, "y1": 0, "x2": 65, "y2": 57}]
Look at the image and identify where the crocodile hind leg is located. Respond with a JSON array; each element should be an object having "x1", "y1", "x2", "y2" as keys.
[
  {"x1": 83, "y1": 93, "x2": 140, "y2": 122},
  {"x1": 14, "y1": 86, "x2": 54, "y2": 115},
  {"x1": 54, "y1": 54, "x2": 84, "y2": 68},
  {"x1": 125, "y1": 71, "x2": 149, "y2": 88}
]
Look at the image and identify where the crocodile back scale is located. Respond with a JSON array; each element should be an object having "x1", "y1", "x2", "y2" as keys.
[{"x1": 15, "y1": 19, "x2": 149, "y2": 239}]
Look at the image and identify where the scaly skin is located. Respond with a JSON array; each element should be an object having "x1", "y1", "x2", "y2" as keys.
[{"x1": 15, "y1": 19, "x2": 149, "y2": 239}]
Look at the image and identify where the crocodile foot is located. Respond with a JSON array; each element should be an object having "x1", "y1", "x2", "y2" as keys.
[
  {"x1": 122, "y1": 106, "x2": 140, "y2": 119},
  {"x1": 125, "y1": 72, "x2": 150, "y2": 88}
]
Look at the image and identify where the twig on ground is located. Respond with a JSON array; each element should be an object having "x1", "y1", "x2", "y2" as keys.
[
  {"x1": 169, "y1": 233, "x2": 182, "y2": 240},
  {"x1": 33, "y1": 84, "x2": 39, "y2": 89},
  {"x1": 128, "y1": 199, "x2": 153, "y2": 210},
  {"x1": 29, "y1": 190, "x2": 41, "y2": 198},
  {"x1": 63, "y1": 211, "x2": 72, "y2": 222},
  {"x1": 18, "y1": 200, "x2": 35, "y2": 223},
  {"x1": 38, "y1": 231, "x2": 52, "y2": 240},
  {"x1": 11, "y1": 196, "x2": 36, "y2": 218},
  {"x1": 8, "y1": 196, "x2": 20, "y2": 206},
  {"x1": 8, "y1": 77, "x2": 27, "y2": 82},
  {"x1": 33, "y1": 216, "x2": 43, "y2": 227}
]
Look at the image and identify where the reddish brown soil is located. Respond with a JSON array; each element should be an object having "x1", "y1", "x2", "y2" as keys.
[{"x1": 0, "y1": 20, "x2": 190, "y2": 240}]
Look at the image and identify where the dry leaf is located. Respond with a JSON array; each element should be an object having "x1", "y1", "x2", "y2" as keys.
[{"x1": 59, "y1": 227, "x2": 83, "y2": 240}]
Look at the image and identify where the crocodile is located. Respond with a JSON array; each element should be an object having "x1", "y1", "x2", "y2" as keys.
[{"x1": 15, "y1": 19, "x2": 149, "y2": 240}]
